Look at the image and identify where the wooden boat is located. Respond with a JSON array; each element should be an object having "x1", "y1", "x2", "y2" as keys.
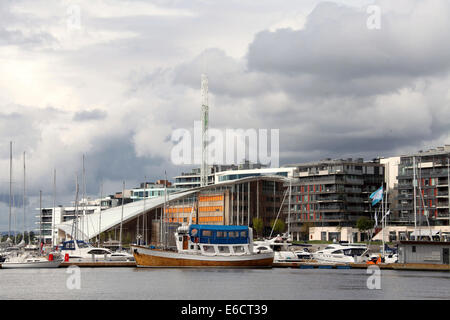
[{"x1": 131, "y1": 224, "x2": 274, "y2": 268}]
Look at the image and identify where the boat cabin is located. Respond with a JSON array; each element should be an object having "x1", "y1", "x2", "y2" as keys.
[
  {"x1": 60, "y1": 240, "x2": 90, "y2": 250},
  {"x1": 175, "y1": 224, "x2": 254, "y2": 256}
]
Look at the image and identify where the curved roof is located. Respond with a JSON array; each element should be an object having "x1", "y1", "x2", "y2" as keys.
[{"x1": 56, "y1": 175, "x2": 288, "y2": 240}]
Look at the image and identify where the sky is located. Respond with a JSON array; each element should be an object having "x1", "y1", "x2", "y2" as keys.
[{"x1": 1, "y1": 0, "x2": 450, "y2": 232}]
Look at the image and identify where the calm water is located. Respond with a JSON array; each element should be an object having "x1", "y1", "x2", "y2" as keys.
[{"x1": 0, "y1": 267, "x2": 449, "y2": 300}]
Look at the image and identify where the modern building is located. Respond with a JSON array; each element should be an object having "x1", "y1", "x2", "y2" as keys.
[
  {"x1": 129, "y1": 181, "x2": 178, "y2": 201},
  {"x1": 57, "y1": 175, "x2": 288, "y2": 246},
  {"x1": 173, "y1": 161, "x2": 267, "y2": 189},
  {"x1": 283, "y1": 158, "x2": 385, "y2": 241},
  {"x1": 36, "y1": 197, "x2": 112, "y2": 244},
  {"x1": 394, "y1": 146, "x2": 450, "y2": 227},
  {"x1": 214, "y1": 167, "x2": 296, "y2": 184}
]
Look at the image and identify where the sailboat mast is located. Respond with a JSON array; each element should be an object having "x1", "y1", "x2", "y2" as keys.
[
  {"x1": 39, "y1": 190, "x2": 42, "y2": 248},
  {"x1": 413, "y1": 156, "x2": 417, "y2": 239},
  {"x1": 98, "y1": 181, "x2": 103, "y2": 246},
  {"x1": 23, "y1": 152, "x2": 27, "y2": 245},
  {"x1": 9, "y1": 141, "x2": 12, "y2": 240},
  {"x1": 288, "y1": 179, "x2": 292, "y2": 238},
  {"x1": 53, "y1": 168, "x2": 56, "y2": 248},
  {"x1": 119, "y1": 180, "x2": 125, "y2": 251}
]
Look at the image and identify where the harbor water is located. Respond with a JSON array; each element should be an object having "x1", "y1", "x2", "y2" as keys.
[{"x1": 0, "y1": 267, "x2": 449, "y2": 300}]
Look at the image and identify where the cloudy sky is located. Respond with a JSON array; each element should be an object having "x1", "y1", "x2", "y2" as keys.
[{"x1": 1, "y1": 0, "x2": 450, "y2": 232}]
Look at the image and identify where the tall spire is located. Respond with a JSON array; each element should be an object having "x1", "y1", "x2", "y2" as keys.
[{"x1": 200, "y1": 74, "x2": 209, "y2": 187}]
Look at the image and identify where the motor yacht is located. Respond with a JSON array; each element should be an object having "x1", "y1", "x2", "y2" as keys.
[
  {"x1": 253, "y1": 234, "x2": 302, "y2": 262},
  {"x1": 59, "y1": 240, "x2": 134, "y2": 262},
  {"x1": 313, "y1": 243, "x2": 369, "y2": 264}
]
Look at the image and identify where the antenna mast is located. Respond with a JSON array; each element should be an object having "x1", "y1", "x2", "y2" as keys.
[{"x1": 200, "y1": 74, "x2": 209, "y2": 187}]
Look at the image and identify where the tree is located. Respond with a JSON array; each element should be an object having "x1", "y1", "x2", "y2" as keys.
[
  {"x1": 356, "y1": 217, "x2": 374, "y2": 240},
  {"x1": 270, "y1": 219, "x2": 285, "y2": 236},
  {"x1": 252, "y1": 218, "x2": 264, "y2": 238}
]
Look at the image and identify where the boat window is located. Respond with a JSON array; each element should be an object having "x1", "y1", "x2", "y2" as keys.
[
  {"x1": 216, "y1": 231, "x2": 224, "y2": 237},
  {"x1": 203, "y1": 245, "x2": 215, "y2": 253},
  {"x1": 343, "y1": 248, "x2": 366, "y2": 256},
  {"x1": 240, "y1": 231, "x2": 247, "y2": 238},
  {"x1": 324, "y1": 246, "x2": 334, "y2": 250},
  {"x1": 64, "y1": 242, "x2": 75, "y2": 249},
  {"x1": 77, "y1": 242, "x2": 89, "y2": 248},
  {"x1": 191, "y1": 228, "x2": 198, "y2": 236},
  {"x1": 331, "y1": 250, "x2": 343, "y2": 254},
  {"x1": 218, "y1": 246, "x2": 230, "y2": 253},
  {"x1": 202, "y1": 230, "x2": 212, "y2": 237},
  {"x1": 88, "y1": 249, "x2": 109, "y2": 255},
  {"x1": 229, "y1": 232, "x2": 237, "y2": 238},
  {"x1": 256, "y1": 247, "x2": 268, "y2": 251},
  {"x1": 233, "y1": 246, "x2": 245, "y2": 253}
]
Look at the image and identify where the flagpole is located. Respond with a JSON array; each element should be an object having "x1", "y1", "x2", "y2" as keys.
[{"x1": 382, "y1": 187, "x2": 385, "y2": 258}]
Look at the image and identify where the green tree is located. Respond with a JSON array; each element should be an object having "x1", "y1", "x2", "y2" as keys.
[
  {"x1": 270, "y1": 219, "x2": 285, "y2": 235},
  {"x1": 252, "y1": 218, "x2": 264, "y2": 238},
  {"x1": 356, "y1": 217, "x2": 374, "y2": 240}
]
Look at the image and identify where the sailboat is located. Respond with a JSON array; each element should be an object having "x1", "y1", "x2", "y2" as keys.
[{"x1": 1, "y1": 151, "x2": 62, "y2": 269}]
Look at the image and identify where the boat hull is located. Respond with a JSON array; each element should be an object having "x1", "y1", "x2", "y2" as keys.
[
  {"x1": 1, "y1": 260, "x2": 62, "y2": 269},
  {"x1": 132, "y1": 245, "x2": 274, "y2": 268}
]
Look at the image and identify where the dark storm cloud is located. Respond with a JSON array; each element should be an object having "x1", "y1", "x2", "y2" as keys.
[{"x1": 247, "y1": 1, "x2": 450, "y2": 96}]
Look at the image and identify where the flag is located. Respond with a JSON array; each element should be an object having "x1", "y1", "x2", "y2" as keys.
[
  {"x1": 369, "y1": 186, "x2": 383, "y2": 206},
  {"x1": 374, "y1": 209, "x2": 378, "y2": 227},
  {"x1": 381, "y1": 210, "x2": 390, "y2": 222}
]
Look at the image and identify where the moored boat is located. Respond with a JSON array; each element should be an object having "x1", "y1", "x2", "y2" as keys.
[
  {"x1": 131, "y1": 224, "x2": 274, "y2": 268},
  {"x1": 1, "y1": 253, "x2": 62, "y2": 269}
]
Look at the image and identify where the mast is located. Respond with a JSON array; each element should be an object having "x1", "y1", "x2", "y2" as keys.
[
  {"x1": 82, "y1": 154, "x2": 87, "y2": 242},
  {"x1": 413, "y1": 156, "x2": 417, "y2": 239},
  {"x1": 39, "y1": 190, "x2": 42, "y2": 249},
  {"x1": 98, "y1": 181, "x2": 103, "y2": 246},
  {"x1": 119, "y1": 180, "x2": 125, "y2": 251},
  {"x1": 9, "y1": 141, "x2": 12, "y2": 241},
  {"x1": 23, "y1": 152, "x2": 27, "y2": 245},
  {"x1": 288, "y1": 179, "x2": 292, "y2": 238},
  {"x1": 52, "y1": 168, "x2": 56, "y2": 248},
  {"x1": 164, "y1": 171, "x2": 168, "y2": 249}
]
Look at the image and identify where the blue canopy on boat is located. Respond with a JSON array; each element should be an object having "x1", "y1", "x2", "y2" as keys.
[{"x1": 189, "y1": 225, "x2": 249, "y2": 244}]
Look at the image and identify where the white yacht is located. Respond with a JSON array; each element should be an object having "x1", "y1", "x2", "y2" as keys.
[
  {"x1": 1, "y1": 252, "x2": 62, "y2": 269},
  {"x1": 253, "y1": 234, "x2": 302, "y2": 262},
  {"x1": 313, "y1": 243, "x2": 369, "y2": 264},
  {"x1": 59, "y1": 240, "x2": 134, "y2": 262}
]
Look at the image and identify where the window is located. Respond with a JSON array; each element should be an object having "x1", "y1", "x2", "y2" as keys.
[
  {"x1": 331, "y1": 250, "x2": 343, "y2": 254},
  {"x1": 191, "y1": 228, "x2": 198, "y2": 236},
  {"x1": 233, "y1": 246, "x2": 245, "y2": 253},
  {"x1": 216, "y1": 231, "x2": 224, "y2": 237},
  {"x1": 240, "y1": 231, "x2": 247, "y2": 238},
  {"x1": 202, "y1": 230, "x2": 212, "y2": 237},
  {"x1": 203, "y1": 245, "x2": 215, "y2": 253},
  {"x1": 228, "y1": 231, "x2": 237, "y2": 238},
  {"x1": 218, "y1": 246, "x2": 230, "y2": 254},
  {"x1": 412, "y1": 246, "x2": 416, "y2": 253}
]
